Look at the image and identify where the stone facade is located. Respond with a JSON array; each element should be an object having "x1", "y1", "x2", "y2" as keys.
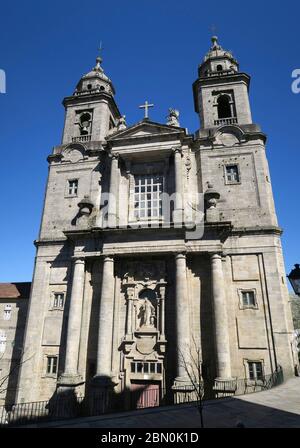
[
  {"x1": 290, "y1": 293, "x2": 300, "y2": 330},
  {"x1": 0, "y1": 283, "x2": 30, "y2": 406},
  {"x1": 15, "y1": 37, "x2": 295, "y2": 406}
]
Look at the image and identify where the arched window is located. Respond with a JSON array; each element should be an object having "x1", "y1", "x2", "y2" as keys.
[
  {"x1": 217, "y1": 94, "x2": 232, "y2": 119},
  {"x1": 79, "y1": 112, "x2": 91, "y2": 135},
  {"x1": 216, "y1": 64, "x2": 223, "y2": 72}
]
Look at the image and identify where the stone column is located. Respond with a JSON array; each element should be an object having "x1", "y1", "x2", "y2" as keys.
[
  {"x1": 211, "y1": 254, "x2": 231, "y2": 379},
  {"x1": 175, "y1": 253, "x2": 190, "y2": 380},
  {"x1": 126, "y1": 287, "x2": 134, "y2": 339},
  {"x1": 173, "y1": 148, "x2": 183, "y2": 224},
  {"x1": 95, "y1": 256, "x2": 115, "y2": 380},
  {"x1": 59, "y1": 258, "x2": 85, "y2": 386},
  {"x1": 108, "y1": 154, "x2": 119, "y2": 228},
  {"x1": 159, "y1": 286, "x2": 166, "y2": 340}
]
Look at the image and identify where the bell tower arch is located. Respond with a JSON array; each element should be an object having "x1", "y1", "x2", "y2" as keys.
[{"x1": 193, "y1": 36, "x2": 252, "y2": 129}]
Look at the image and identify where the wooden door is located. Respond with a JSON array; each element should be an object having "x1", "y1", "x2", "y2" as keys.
[{"x1": 131, "y1": 382, "x2": 160, "y2": 409}]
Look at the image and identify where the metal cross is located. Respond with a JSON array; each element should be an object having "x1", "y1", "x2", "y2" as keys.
[
  {"x1": 98, "y1": 41, "x2": 103, "y2": 58},
  {"x1": 139, "y1": 100, "x2": 154, "y2": 119}
]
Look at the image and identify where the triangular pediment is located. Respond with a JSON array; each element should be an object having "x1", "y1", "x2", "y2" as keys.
[{"x1": 107, "y1": 119, "x2": 185, "y2": 141}]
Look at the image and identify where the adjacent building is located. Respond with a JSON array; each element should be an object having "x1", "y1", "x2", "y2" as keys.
[{"x1": 0, "y1": 283, "x2": 30, "y2": 406}]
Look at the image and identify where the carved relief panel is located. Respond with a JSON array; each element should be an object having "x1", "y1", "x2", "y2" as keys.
[{"x1": 121, "y1": 260, "x2": 167, "y2": 361}]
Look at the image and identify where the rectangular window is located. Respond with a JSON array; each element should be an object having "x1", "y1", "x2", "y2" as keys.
[
  {"x1": 46, "y1": 356, "x2": 58, "y2": 375},
  {"x1": 248, "y1": 361, "x2": 263, "y2": 381},
  {"x1": 134, "y1": 174, "x2": 163, "y2": 220},
  {"x1": 53, "y1": 293, "x2": 64, "y2": 309},
  {"x1": 241, "y1": 290, "x2": 256, "y2": 308},
  {"x1": 150, "y1": 363, "x2": 156, "y2": 373},
  {"x1": 3, "y1": 304, "x2": 12, "y2": 321},
  {"x1": 68, "y1": 179, "x2": 78, "y2": 196},
  {"x1": 225, "y1": 165, "x2": 239, "y2": 183},
  {"x1": 130, "y1": 361, "x2": 163, "y2": 374}
]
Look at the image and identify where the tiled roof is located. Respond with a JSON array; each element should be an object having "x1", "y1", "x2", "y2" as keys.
[{"x1": 0, "y1": 282, "x2": 31, "y2": 299}]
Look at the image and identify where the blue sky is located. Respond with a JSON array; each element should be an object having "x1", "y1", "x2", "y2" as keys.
[{"x1": 0, "y1": 0, "x2": 299, "y2": 285}]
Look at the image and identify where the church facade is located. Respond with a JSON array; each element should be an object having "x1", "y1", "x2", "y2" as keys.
[{"x1": 16, "y1": 37, "x2": 295, "y2": 406}]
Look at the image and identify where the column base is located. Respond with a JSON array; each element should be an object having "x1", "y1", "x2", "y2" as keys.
[
  {"x1": 57, "y1": 373, "x2": 84, "y2": 388},
  {"x1": 89, "y1": 375, "x2": 117, "y2": 415},
  {"x1": 172, "y1": 377, "x2": 202, "y2": 404},
  {"x1": 213, "y1": 377, "x2": 237, "y2": 398},
  {"x1": 51, "y1": 374, "x2": 85, "y2": 419}
]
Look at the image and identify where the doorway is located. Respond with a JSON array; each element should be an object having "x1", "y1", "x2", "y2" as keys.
[{"x1": 130, "y1": 381, "x2": 160, "y2": 409}]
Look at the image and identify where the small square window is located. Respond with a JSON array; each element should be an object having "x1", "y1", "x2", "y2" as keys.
[
  {"x1": 46, "y1": 356, "x2": 58, "y2": 375},
  {"x1": 0, "y1": 332, "x2": 6, "y2": 353},
  {"x1": 67, "y1": 179, "x2": 78, "y2": 196},
  {"x1": 248, "y1": 361, "x2": 263, "y2": 381},
  {"x1": 53, "y1": 293, "x2": 64, "y2": 309},
  {"x1": 3, "y1": 304, "x2": 12, "y2": 321},
  {"x1": 241, "y1": 290, "x2": 256, "y2": 308},
  {"x1": 225, "y1": 165, "x2": 240, "y2": 184}
]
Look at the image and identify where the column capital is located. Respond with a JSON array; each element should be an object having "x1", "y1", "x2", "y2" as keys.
[
  {"x1": 172, "y1": 146, "x2": 183, "y2": 155},
  {"x1": 175, "y1": 252, "x2": 186, "y2": 261},
  {"x1": 210, "y1": 253, "x2": 222, "y2": 261},
  {"x1": 109, "y1": 152, "x2": 120, "y2": 161},
  {"x1": 72, "y1": 257, "x2": 85, "y2": 265},
  {"x1": 102, "y1": 255, "x2": 114, "y2": 263}
]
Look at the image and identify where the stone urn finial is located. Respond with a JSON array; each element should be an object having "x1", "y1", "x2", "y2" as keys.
[
  {"x1": 77, "y1": 195, "x2": 94, "y2": 217},
  {"x1": 204, "y1": 183, "x2": 220, "y2": 209}
]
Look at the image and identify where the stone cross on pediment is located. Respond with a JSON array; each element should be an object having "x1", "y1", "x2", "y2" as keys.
[{"x1": 139, "y1": 100, "x2": 154, "y2": 119}]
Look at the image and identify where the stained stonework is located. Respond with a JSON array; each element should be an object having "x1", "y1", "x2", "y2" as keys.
[{"x1": 13, "y1": 37, "x2": 295, "y2": 407}]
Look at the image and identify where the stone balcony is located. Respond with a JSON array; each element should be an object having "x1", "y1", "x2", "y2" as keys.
[
  {"x1": 72, "y1": 135, "x2": 92, "y2": 143},
  {"x1": 214, "y1": 117, "x2": 238, "y2": 126}
]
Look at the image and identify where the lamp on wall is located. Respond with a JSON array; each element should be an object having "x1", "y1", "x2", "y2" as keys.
[{"x1": 288, "y1": 264, "x2": 300, "y2": 296}]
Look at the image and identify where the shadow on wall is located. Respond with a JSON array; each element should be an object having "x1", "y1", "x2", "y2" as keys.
[
  {"x1": 0, "y1": 375, "x2": 154, "y2": 426},
  {"x1": 5, "y1": 383, "x2": 300, "y2": 428},
  {"x1": 45, "y1": 385, "x2": 300, "y2": 428}
]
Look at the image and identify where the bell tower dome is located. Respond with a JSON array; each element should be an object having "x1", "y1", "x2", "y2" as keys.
[
  {"x1": 193, "y1": 36, "x2": 252, "y2": 129},
  {"x1": 61, "y1": 55, "x2": 121, "y2": 144}
]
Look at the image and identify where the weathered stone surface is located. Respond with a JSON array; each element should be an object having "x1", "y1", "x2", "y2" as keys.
[{"x1": 12, "y1": 38, "x2": 296, "y2": 408}]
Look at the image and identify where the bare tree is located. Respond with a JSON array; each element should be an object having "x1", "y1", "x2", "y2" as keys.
[
  {"x1": 178, "y1": 336, "x2": 204, "y2": 428},
  {"x1": 0, "y1": 348, "x2": 33, "y2": 395}
]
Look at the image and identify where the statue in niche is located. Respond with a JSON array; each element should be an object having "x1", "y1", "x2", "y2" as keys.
[{"x1": 138, "y1": 298, "x2": 156, "y2": 328}]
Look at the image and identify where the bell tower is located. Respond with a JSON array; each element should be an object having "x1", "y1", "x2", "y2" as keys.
[
  {"x1": 61, "y1": 55, "x2": 121, "y2": 143},
  {"x1": 193, "y1": 36, "x2": 252, "y2": 129}
]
